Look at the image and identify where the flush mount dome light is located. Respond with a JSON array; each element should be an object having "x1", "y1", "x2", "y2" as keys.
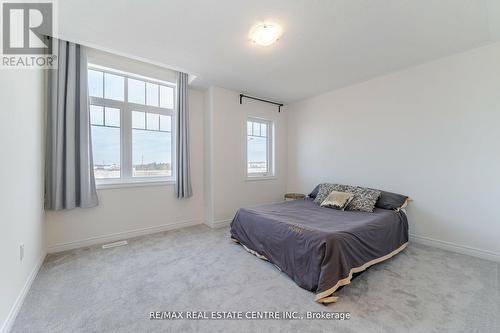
[{"x1": 249, "y1": 22, "x2": 283, "y2": 46}]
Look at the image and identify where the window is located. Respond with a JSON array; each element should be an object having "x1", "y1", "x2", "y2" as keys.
[
  {"x1": 247, "y1": 117, "x2": 274, "y2": 177},
  {"x1": 90, "y1": 105, "x2": 121, "y2": 179},
  {"x1": 88, "y1": 65, "x2": 176, "y2": 186}
]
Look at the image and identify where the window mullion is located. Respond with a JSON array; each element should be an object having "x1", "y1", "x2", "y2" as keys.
[
  {"x1": 122, "y1": 105, "x2": 132, "y2": 181},
  {"x1": 122, "y1": 78, "x2": 133, "y2": 181},
  {"x1": 157, "y1": 85, "x2": 160, "y2": 108}
]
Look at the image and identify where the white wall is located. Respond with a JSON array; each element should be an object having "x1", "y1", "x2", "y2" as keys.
[
  {"x1": 45, "y1": 88, "x2": 205, "y2": 252},
  {"x1": 203, "y1": 88, "x2": 214, "y2": 225},
  {"x1": 205, "y1": 87, "x2": 288, "y2": 226},
  {"x1": 287, "y1": 43, "x2": 500, "y2": 258},
  {"x1": 44, "y1": 51, "x2": 288, "y2": 249},
  {"x1": 0, "y1": 69, "x2": 46, "y2": 331},
  {"x1": 45, "y1": 83, "x2": 289, "y2": 247},
  {"x1": 44, "y1": 50, "x2": 206, "y2": 252}
]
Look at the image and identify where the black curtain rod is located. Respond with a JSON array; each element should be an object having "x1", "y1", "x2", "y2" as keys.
[{"x1": 239, "y1": 94, "x2": 284, "y2": 112}]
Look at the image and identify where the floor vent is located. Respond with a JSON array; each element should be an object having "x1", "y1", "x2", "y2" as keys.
[{"x1": 102, "y1": 240, "x2": 128, "y2": 249}]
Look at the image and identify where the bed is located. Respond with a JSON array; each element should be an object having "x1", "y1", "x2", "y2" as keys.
[{"x1": 230, "y1": 198, "x2": 408, "y2": 303}]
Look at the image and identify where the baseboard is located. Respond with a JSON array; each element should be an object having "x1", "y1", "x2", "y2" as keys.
[
  {"x1": 47, "y1": 219, "x2": 203, "y2": 253},
  {"x1": 211, "y1": 219, "x2": 232, "y2": 229},
  {"x1": 410, "y1": 234, "x2": 500, "y2": 263},
  {"x1": 1, "y1": 253, "x2": 45, "y2": 333}
]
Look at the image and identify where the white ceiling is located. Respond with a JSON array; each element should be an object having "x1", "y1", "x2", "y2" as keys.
[{"x1": 58, "y1": 0, "x2": 500, "y2": 103}]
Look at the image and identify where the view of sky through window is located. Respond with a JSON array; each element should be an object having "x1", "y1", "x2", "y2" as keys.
[
  {"x1": 247, "y1": 120, "x2": 270, "y2": 174},
  {"x1": 88, "y1": 67, "x2": 175, "y2": 180}
]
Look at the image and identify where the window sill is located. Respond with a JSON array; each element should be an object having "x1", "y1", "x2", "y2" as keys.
[
  {"x1": 245, "y1": 175, "x2": 277, "y2": 182},
  {"x1": 96, "y1": 180, "x2": 175, "y2": 190}
]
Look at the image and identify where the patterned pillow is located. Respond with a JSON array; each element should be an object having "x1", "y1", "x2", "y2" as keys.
[
  {"x1": 344, "y1": 186, "x2": 381, "y2": 212},
  {"x1": 313, "y1": 183, "x2": 346, "y2": 204},
  {"x1": 314, "y1": 183, "x2": 381, "y2": 212}
]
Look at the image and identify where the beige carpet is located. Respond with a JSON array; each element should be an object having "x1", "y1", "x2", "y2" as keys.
[{"x1": 11, "y1": 225, "x2": 500, "y2": 333}]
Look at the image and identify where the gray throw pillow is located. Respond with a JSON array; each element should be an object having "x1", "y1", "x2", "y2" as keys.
[
  {"x1": 308, "y1": 185, "x2": 320, "y2": 199},
  {"x1": 374, "y1": 190, "x2": 408, "y2": 210}
]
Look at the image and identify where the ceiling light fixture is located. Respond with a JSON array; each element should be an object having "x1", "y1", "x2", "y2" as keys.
[{"x1": 249, "y1": 22, "x2": 283, "y2": 46}]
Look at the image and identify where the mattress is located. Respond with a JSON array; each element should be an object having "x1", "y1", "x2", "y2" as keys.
[{"x1": 230, "y1": 198, "x2": 409, "y2": 303}]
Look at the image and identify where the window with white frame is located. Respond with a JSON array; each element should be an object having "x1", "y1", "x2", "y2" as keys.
[
  {"x1": 88, "y1": 64, "x2": 176, "y2": 185},
  {"x1": 246, "y1": 117, "x2": 274, "y2": 177}
]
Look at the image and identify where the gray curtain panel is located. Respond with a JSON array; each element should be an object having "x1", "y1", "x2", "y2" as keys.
[
  {"x1": 175, "y1": 72, "x2": 193, "y2": 198},
  {"x1": 45, "y1": 39, "x2": 99, "y2": 210}
]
